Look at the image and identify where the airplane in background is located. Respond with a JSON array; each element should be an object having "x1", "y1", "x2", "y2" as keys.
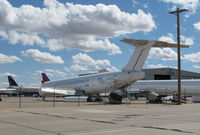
[
  {"x1": 131, "y1": 79, "x2": 200, "y2": 97},
  {"x1": 7, "y1": 76, "x2": 39, "y2": 96},
  {"x1": 0, "y1": 76, "x2": 40, "y2": 100},
  {"x1": 0, "y1": 87, "x2": 17, "y2": 97},
  {"x1": 40, "y1": 39, "x2": 189, "y2": 104},
  {"x1": 0, "y1": 76, "x2": 21, "y2": 97}
]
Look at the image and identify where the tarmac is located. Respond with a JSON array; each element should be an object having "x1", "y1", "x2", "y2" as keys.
[{"x1": 0, "y1": 96, "x2": 200, "y2": 135}]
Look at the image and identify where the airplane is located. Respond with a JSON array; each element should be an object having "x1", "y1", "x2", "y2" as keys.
[
  {"x1": 40, "y1": 39, "x2": 189, "y2": 104},
  {"x1": 0, "y1": 87, "x2": 17, "y2": 97},
  {"x1": 131, "y1": 79, "x2": 200, "y2": 97},
  {"x1": 7, "y1": 76, "x2": 40, "y2": 96},
  {"x1": 41, "y1": 73, "x2": 76, "y2": 100},
  {"x1": 41, "y1": 72, "x2": 162, "y2": 103}
]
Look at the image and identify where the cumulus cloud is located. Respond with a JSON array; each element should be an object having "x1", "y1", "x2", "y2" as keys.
[
  {"x1": 0, "y1": 53, "x2": 22, "y2": 64},
  {"x1": 106, "y1": 66, "x2": 120, "y2": 72},
  {"x1": 36, "y1": 69, "x2": 67, "y2": 79},
  {"x1": 21, "y1": 49, "x2": 64, "y2": 64},
  {"x1": 150, "y1": 33, "x2": 194, "y2": 61},
  {"x1": 0, "y1": 82, "x2": 9, "y2": 87},
  {"x1": 0, "y1": 30, "x2": 8, "y2": 39},
  {"x1": 70, "y1": 53, "x2": 119, "y2": 72},
  {"x1": 147, "y1": 64, "x2": 176, "y2": 69},
  {"x1": 158, "y1": 33, "x2": 176, "y2": 44},
  {"x1": 72, "y1": 53, "x2": 111, "y2": 67},
  {"x1": 161, "y1": 0, "x2": 199, "y2": 17},
  {"x1": 69, "y1": 64, "x2": 88, "y2": 71},
  {"x1": 132, "y1": 0, "x2": 148, "y2": 9},
  {"x1": 194, "y1": 22, "x2": 200, "y2": 31},
  {"x1": 180, "y1": 35, "x2": 194, "y2": 46},
  {"x1": 2, "y1": 31, "x2": 45, "y2": 46},
  {"x1": 0, "y1": 0, "x2": 156, "y2": 55},
  {"x1": 149, "y1": 48, "x2": 177, "y2": 61},
  {"x1": 193, "y1": 65, "x2": 200, "y2": 69},
  {"x1": 0, "y1": 72, "x2": 16, "y2": 77},
  {"x1": 183, "y1": 52, "x2": 200, "y2": 62},
  {"x1": 159, "y1": 33, "x2": 194, "y2": 46}
]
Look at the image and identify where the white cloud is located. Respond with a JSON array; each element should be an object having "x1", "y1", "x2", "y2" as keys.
[
  {"x1": 151, "y1": 34, "x2": 194, "y2": 61},
  {"x1": 0, "y1": 30, "x2": 45, "y2": 46},
  {"x1": 159, "y1": 33, "x2": 194, "y2": 45},
  {"x1": 147, "y1": 64, "x2": 176, "y2": 69},
  {"x1": 21, "y1": 49, "x2": 64, "y2": 64},
  {"x1": 183, "y1": 52, "x2": 200, "y2": 62},
  {"x1": 0, "y1": 72, "x2": 16, "y2": 77},
  {"x1": 8, "y1": 31, "x2": 45, "y2": 46},
  {"x1": 63, "y1": 67, "x2": 70, "y2": 72},
  {"x1": 158, "y1": 33, "x2": 176, "y2": 43},
  {"x1": 180, "y1": 35, "x2": 194, "y2": 46},
  {"x1": 0, "y1": 82, "x2": 9, "y2": 87},
  {"x1": 70, "y1": 53, "x2": 119, "y2": 72},
  {"x1": 0, "y1": 30, "x2": 8, "y2": 39},
  {"x1": 0, "y1": 53, "x2": 22, "y2": 64},
  {"x1": 72, "y1": 53, "x2": 111, "y2": 67},
  {"x1": 149, "y1": 48, "x2": 177, "y2": 61},
  {"x1": 194, "y1": 22, "x2": 200, "y2": 31},
  {"x1": 132, "y1": 0, "x2": 148, "y2": 9},
  {"x1": 36, "y1": 69, "x2": 67, "y2": 79},
  {"x1": 0, "y1": 0, "x2": 156, "y2": 55},
  {"x1": 106, "y1": 66, "x2": 120, "y2": 72},
  {"x1": 69, "y1": 64, "x2": 88, "y2": 71},
  {"x1": 193, "y1": 65, "x2": 200, "y2": 69},
  {"x1": 161, "y1": 0, "x2": 200, "y2": 17},
  {"x1": 47, "y1": 38, "x2": 122, "y2": 55}
]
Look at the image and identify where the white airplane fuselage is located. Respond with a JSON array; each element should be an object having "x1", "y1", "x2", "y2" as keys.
[
  {"x1": 40, "y1": 71, "x2": 145, "y2": 96},
  {"x1": 8, "y1": 86, "x2": 39, "y2": 93},
  {"x1": 132, "y1": 79, "x2": 200, "y2": 96}
]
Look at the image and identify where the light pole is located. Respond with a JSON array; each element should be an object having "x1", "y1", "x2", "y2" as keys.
[{"x1": 169, "y1": 8, "x2": 188, "y2": 105}]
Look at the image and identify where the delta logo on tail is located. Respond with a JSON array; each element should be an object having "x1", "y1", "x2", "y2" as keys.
[{"x1": 41, "y1": 73, "x2": 50, "y2": 84}]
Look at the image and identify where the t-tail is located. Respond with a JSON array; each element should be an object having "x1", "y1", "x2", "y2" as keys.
[
  {"x1": 121, "y1": 39, "x2": 189, "y2": 72},
  {"x1": 41, "y1": 73, "x2": 50, "y2": 84},
  {"x1": 8, "y1": 76, "x2": 18, "y2": 87}
]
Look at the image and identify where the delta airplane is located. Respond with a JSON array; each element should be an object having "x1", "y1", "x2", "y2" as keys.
[
  {"x1": 41, "y1": 73, "x2": 75, "y2": 99},
  {"x1": 0, "y1": 87, "x2": 16, "y2": 96},
  {"x1": 7, "y1": 76, "x2": 39, "y2": 96},
  {"x1": 40, "y1": 39, "x2": 189, "y2": 103}
]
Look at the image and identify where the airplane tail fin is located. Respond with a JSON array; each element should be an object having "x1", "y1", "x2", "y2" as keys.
[
  {"x1": 8, "y1": 76, "x2": 18, "y2": 87},
  {"x1": 121, "y1": 39, "x2": 189, "y2": 72},
  {"x1": 41, "y1": 73, "x2": 50, "y2": 84}
]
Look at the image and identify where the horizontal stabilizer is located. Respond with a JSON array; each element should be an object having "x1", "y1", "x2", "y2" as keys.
[
  {"x1": 121, "y1": 39, "x2": 190, "y2": 48},
  {"x1": 121, "y1": 38, "x2": 190, "y2": 72}
]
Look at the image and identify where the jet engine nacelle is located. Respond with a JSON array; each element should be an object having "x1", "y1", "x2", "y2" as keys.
[
  {"x1": 108, "y1": 92, "x2": 123, "y2": 104},
  {"x1": 146, "y1": 91, "x2": 162, "y2": 103}
]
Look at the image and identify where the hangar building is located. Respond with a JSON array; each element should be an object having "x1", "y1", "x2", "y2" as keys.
[{"x1": 142, "y1": 68, "x2": 200, "y2": 80}]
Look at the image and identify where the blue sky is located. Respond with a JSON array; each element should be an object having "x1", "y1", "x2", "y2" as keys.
[{"x1": 0, "y1": 0, "x2": 200, "y2": 87}]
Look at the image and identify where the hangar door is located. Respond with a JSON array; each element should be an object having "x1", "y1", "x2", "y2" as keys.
[{"x1": 154, "y1": 74, "x2": 171, "y2": 80}]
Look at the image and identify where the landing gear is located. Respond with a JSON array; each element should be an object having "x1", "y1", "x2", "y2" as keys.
[
  {"x1": 87, "y1": 96, "x2": 103, "y2": 102},
  {"x1": 108, "y1": 92, "x2": 123, "y2": 104}
]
